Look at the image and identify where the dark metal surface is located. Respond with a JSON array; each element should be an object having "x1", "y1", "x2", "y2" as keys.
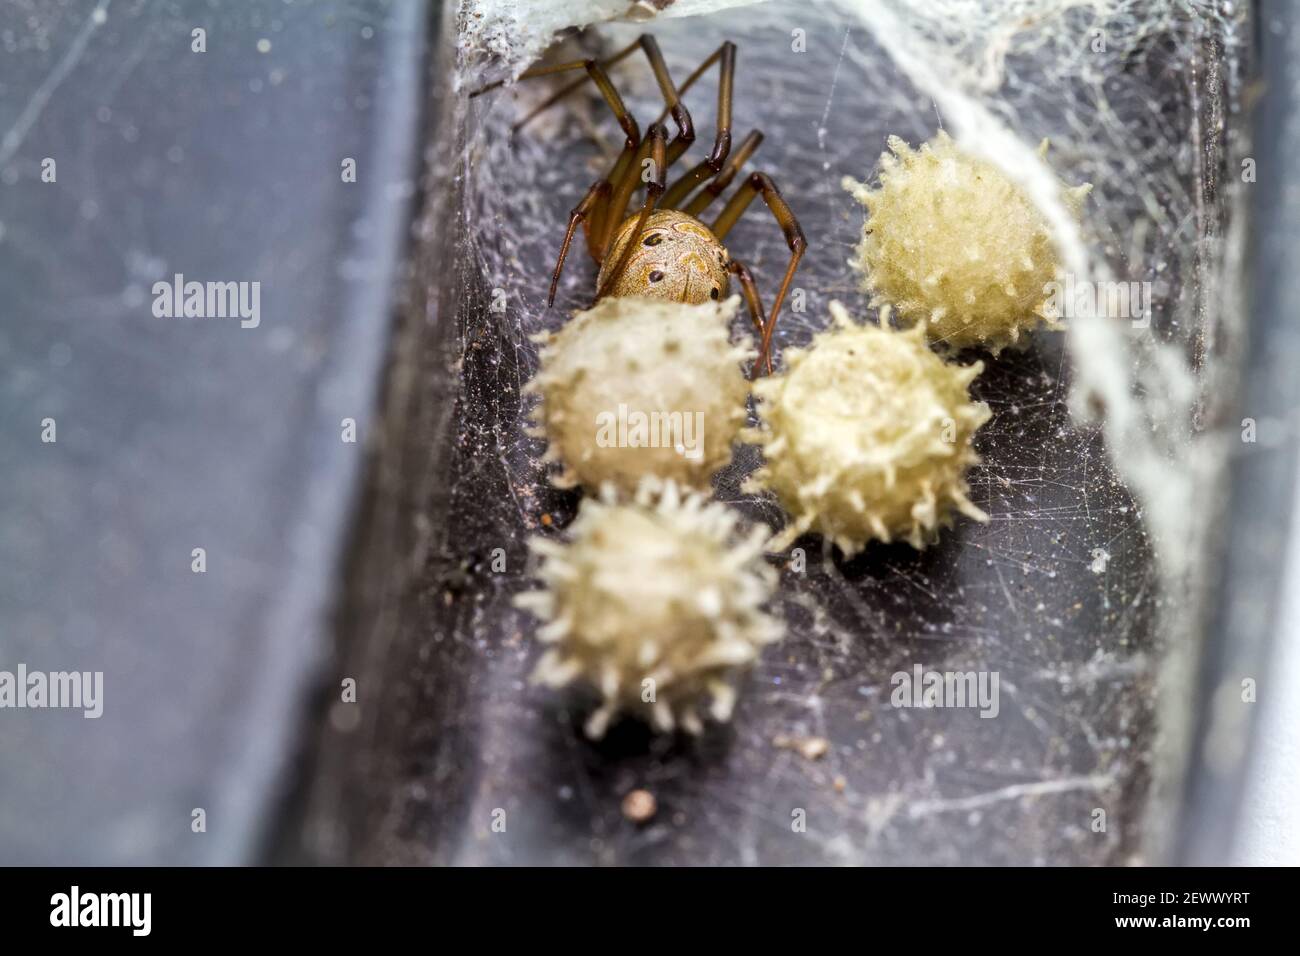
[
  {"x1": 0, "y1": 0, "x2": 426, "y2": 864},
  {"x1": 1177, "y1": 0, "x2": 1299, "y2": 865},
  {"x1": 289, "y1": 3, "x2": 1244, "y2": 865}
]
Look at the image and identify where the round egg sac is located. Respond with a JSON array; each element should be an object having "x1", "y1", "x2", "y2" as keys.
[
  {"x1": 527, "y1": 295, "x2": 753, "y2": 496},
  {"x1": 746, "y1": 302, "x2": 992, "y2": 554},
  {"x1": 515, "y1": 479, "x2": 782, "y2": 739},
  {"x1": 844, "y1": 131, "x2": 1091, "y2": 352}
]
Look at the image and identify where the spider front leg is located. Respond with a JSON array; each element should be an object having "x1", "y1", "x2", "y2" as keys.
[{"x1": 713, "y1": 172, "x2": 807, "y2": 377}]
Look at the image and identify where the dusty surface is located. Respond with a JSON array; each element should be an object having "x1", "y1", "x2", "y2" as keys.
[{"x1": 296, "y1": 1, "x2": 1243, "y2": 865}]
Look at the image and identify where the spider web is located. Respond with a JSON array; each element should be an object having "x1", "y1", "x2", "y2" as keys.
[{"x1": 375, "y1": 0, "x2": 1249, "y2": 864}]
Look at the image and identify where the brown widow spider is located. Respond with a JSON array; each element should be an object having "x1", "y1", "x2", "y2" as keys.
[{"x1": 472, "y1": 34, "x2": 806, "y2": 377}]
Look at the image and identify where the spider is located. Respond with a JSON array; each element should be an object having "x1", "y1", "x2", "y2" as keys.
[{"x1": 472, "y1": 34, "x2": 807, "y2": 377}]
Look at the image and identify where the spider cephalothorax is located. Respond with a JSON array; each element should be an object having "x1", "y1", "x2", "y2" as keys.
[
  {"x1": 597, "y1": 209, "x2": 730, "y2": 304},
  {"x1": 474, "y1": 34, "x2": 806, "y2": 376}
]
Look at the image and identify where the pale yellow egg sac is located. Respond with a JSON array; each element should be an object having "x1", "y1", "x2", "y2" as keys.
[
  {"x1": 514, "y1": 478, "x2": 782, "y2": 740},
  {"x1": 746, "y1": 302, "x2": 992, "y2": 555},
  {"x1": 843, "y1": 131, "x2": 1091, "y2": 352},
  {"x1": 526, "y1": 295, "x2": 754, "y2": 496}
]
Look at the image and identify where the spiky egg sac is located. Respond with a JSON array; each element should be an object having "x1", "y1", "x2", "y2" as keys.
[
  {"x1": 746, "y1": 302, "x2": 991, "y2": 554},
  {"x1": 527, "y1": 295, "x2": 753, "y2": 496},
  {"x1": 844, "y1": 131, "x2": 1091, "y2": 352},
  {"x1": 515, "y1": 479, "x2": 782, "y2": 739}
]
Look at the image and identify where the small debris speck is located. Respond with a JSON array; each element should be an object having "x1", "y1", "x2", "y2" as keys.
[
  {"x1": 773, "y1": 733, "x2": 830, "y2": 761},
  {"x1": 621, "y1": 789, "x2": 656, "y2": 823}
]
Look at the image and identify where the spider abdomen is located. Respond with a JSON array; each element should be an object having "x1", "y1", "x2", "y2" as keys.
[{"x1": 597, "y1": 210, "x2": 730, "y2": 305}]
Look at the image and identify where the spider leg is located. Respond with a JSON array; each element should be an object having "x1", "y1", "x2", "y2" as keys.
[
  {"x1": 474, "y1": 37, "x2": 696, "y2": 297},
  {"x1": 678, "y1": 130, "x2": 763, "y2": 216},
  {"x1": 548, "y1": 179, "x2": 610, "y2": 307},
  {"x1": 601, "y1": 119, "x2": 666, "y2": 255},
  {"x1": 727, "y1": 258, "x2": 772, "y2": 376},
  {"x1": 485, "y1": 56, "x2": 640, "y2": 301},
  {"x1": 712, "y1": 172, "x2": 807, "y2": 377},
  {"x1": 658, "y1": 43, "x2": 738, "y2": 210},
  {"x1": 489, "y1": 36, "x2": 695, "y2": 161},
  {"x1": 470, "y1": 55, "x2": 645, "y2": 163},
  {"x1": 594, "y1": 35, "x2": 705, "y2": 253},
  {"x1": 595, "y1": 123, "x2": 669, "y2": 301},
  {"x1": 653, "y1": 41, "x2": 731, "y2": 123},
  {"x1": 497, "y1": 38, "x2": 643, "y2": 133},
  {"x1": 581, "y1": 180, "x2": 613, "y2": 261},
  {"x1": 542, "y1": 142, "x2": 634, "y2": 302},
  {"x1": 637, "y1": 35, "x2": 697, "y2": 164}
]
